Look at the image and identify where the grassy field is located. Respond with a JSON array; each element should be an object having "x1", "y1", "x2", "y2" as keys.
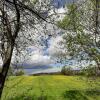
[{"x1": 1, "y1": 75, "x2": 100, "y2": 100}]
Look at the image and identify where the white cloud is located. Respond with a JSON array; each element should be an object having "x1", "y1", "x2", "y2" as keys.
[
  {"x1": 56, "y1": 7, "x2": 67, "y2": 20},
  {"x1": 26, "y1": 49, "x2": 54, "y2": 67},
  {"x1": 58, "y1": 7, "x2": 66, "y2": 13},
  {"x1": 47, "y1": 35, "x2": 66, "y2": 57},
  {"x1": 31, "y1": 67, "x2": 61, "y2": 74}
]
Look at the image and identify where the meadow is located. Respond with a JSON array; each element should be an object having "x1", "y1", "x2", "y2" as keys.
[{"x1": 1, "y1": 75, "x2": 100, "y2": 100}]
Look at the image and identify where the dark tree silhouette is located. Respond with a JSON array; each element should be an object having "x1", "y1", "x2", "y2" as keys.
[{"x1": 0, "y1": 0, "x2": 53, "y2": 98}]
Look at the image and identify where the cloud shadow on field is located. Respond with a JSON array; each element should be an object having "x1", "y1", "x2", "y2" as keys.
[
  {"x1": 63, "y1": 90, "x2": 88, "y2": 100},
  {"x1": 6, "y1": 95, "x2": 48, "y2": 100}
]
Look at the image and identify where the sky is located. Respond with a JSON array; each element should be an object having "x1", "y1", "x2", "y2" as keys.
[{"x1": 53, "y1": 0, "x2": 74, "y2": 8}]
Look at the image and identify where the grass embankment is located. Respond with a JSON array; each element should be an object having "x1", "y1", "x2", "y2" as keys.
[{"x1": 1, "y1": 75, "x2": 100, "y2": 100}]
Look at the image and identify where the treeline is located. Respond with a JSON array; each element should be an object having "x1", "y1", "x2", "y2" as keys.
[
  {"x1": 61, "y1": 64, "x2": 100, "y2": 77},
  {"x1": 32, "y1": 72, "x2": 61, "y2": 76},
  {"x1": 0, "y1": 67, "x2": 24, "y2": 76},
  {"x1": 1, "y1": 65, "x2": 99, "y2": 77}
]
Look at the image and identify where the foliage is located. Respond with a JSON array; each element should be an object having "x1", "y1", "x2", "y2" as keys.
[
  {"x1": 57, "y1": 0, "x2": 100, "y2": 71},
  {"x1": 15, "y1": 70, "x2": 24, "y2": 76},
  {"x1": 80, "y1": 64, "x2": 98, "y2": 77},
  {"x1": 61, "y1": 66, "x2": 73, "y2": 75},
  {"x1": 58, "y1": 3, "x2": 82, "y2": 31}
]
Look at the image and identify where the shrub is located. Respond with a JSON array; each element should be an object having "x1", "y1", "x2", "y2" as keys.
[
  {"x1": 61, "y1": 66, "x2": 73, "y2": 75},
  {"x1": 15, "y1": 70, "x2": 24, "y2": 76},
  {"x1": 80, "y1": 64, "x2": 97, "y2": 77}
]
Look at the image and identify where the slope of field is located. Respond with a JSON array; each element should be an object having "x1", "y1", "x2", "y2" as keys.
[{"x1": 1, "y1": 75, "x2": 100, "y2": 100}]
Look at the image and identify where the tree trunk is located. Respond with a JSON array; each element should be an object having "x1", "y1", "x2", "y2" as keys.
[
  {"x1": 97, "y1": 62, "x2": 100, "y2": 76},
  {"x1": 0, "y1": 46, "x2": 13, "y2": 98}
]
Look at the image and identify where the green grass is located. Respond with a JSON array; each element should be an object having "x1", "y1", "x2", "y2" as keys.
[{"x1": 1, "y1": 75, "x2": 100, "y2": 100}]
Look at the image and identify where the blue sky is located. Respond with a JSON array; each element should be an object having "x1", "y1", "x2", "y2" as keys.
[{"x1": 52, "y1": 0, "x2": 73, "y2": 8}]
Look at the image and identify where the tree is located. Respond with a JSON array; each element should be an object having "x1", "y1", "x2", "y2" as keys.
[
  {"x1": 0, "y1": 0, "x2": 55, "y2": 98},
  {"x1": 80, "y1": 64, "x2": 97, "y2": 77},
  {"x1": 15, "y1": 70, "x2": 24, "y2": 76},
  {"x1": 61, "y1": 66, "x2": 73, "y2": 75},
  {"x1": 58, "y1": 0, "x2": 100, "y2": 74}
]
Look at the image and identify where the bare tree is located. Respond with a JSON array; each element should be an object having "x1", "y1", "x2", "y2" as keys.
[{"x1": 0, "y1": 0, "x2": 56, "y2": 98}]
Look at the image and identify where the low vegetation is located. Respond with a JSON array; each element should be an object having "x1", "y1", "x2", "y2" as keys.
[
  {"x1": 61, "y1": 66, "x2": 74, "y2": 75},
  {"x1": 14, "y1": 70, "x2": 25, "y2": 76},
  {"x1": 2, "y1": 75, "x2": 100, "y2": 100},
  {"x1": 61, "y1": 65, "x2": 100, "y2": 77}
]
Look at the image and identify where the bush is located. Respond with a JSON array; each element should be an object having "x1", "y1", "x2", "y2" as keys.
[
  {"x1": 80, "y1": 64, "x2": 97, "y2": 77},
  {"x1": 15, "y1": 70, "x2": 24, "y2": 76},
  {"x1": 61, "y1": 66, "x2": 73, "y2": 75}
]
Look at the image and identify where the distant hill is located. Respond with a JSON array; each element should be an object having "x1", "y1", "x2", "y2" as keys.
[{"x1": 30, "y1": 71, "x2": 61, "y2": 76}]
